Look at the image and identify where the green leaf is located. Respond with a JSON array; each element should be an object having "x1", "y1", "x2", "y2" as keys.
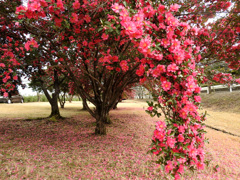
[
  {"x1": 105, "y1": 21, "x2": 112, "y2": 26},
  {"x1": 98, "y1": 27, "x2": 103, "y2": 32},
  {"x1": 122, "y1": 1, "x2": 127, "y2": 7}
]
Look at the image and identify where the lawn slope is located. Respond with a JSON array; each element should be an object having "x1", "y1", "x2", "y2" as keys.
[{"x1": 201, "y1": 91, "x2": 240, "y2": 113}]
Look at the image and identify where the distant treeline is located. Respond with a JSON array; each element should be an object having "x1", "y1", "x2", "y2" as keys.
[{"x1": 23, "y1": 95, "x2": 80, "y2": 102}]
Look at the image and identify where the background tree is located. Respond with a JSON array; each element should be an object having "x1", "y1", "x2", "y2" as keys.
[
  {"x1": 29, "y1": 66, "x2": 68, "y2": 119},
  {"x1": 0, "y1": 0, "x2": 25, "y2": 96}
]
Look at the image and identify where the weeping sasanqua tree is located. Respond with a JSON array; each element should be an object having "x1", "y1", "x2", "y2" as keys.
[{"x1": 3, "y1": 0, "x2": 238, "y2": 178}]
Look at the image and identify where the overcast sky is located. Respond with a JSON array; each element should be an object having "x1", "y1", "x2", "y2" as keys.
[{"x1": 18, "y1": 78, "x2": 37, "y2": 96}]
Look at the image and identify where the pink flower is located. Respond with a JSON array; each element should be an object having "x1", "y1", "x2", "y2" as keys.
[
  {"x1": 13, "y1": 75, "x2": 18, "y2": 80},
  {"x1": 194, "y1": 96, "x2": 201, "y2": 103},
  {"x1": 177, "y1": 164, "x2": 184, "y2": 174},
  {"x1": 165, "y1": 12, "x2": 174, "y2": 25},
  {"x1": 0, "y1": 63, "x2": 5, "y2": 68},
  {"x1": 84, "y1": 15, "x2": 91, "y2": 23},
  {"x1": 136, "y1": 64, "x2": 145, "y2": 76},
  {"x1": 153, "y1": 130, "x2": 165, "y2": 141},
  {"x1": 101, "y1": 33, "x2": 109, "y2": 40},
  {"x1": 83, "y1": 40, "x2": 88, "y2": 46},
  {"x1": 158, "y1": 4, "x2": 165, "y2": 13},
  {"x1": 119, "y1": 8, "x2": 129, "y2": 21},
  {"x1": 72, "y1": 0, "x2": 80, "y2": 10},
  {"x1": 112, "y1": 56, "x2": 119, "y2": 62},
  {"x1": 55, "y1": 17, "x2": 63, "y2": 27},
  {"x1": 174, "y1": 173, "x2": 181, "y2": 180},
  {"x1": 139, "y1": 37, "x2": 151, "y2": 54},
  {"x1": 70, "y1": 13, "x2": 78, "y2": 23},
  {"x1": 106, "y1": 66, "x2": 114, "y2": 70},
  {"x1": 152, "y1": 68, "x2": 160, "y2": 77},
  {"x1": 16, "y1": 5, "x2": 27, "y2": 16},
  {"x1": 156, "y1": 121, "x2": 166, "y2": 131},
  {"x1": 186, "y1": 82, "x2": 196, "y2": 92},
  {"x1": 3, "y1": 92, "x2": 8, "y2": 97},
  {"x1": 158, "y1": 96, "x2": 163, "y2": 103},
  {"x1": 115, "y1": 67, "x2": 121, "y2": 72},
  {"x1": 133, "y1": 13, "x2": 144, "y2": 22},
  {"x1": 112, "y1": 3, "x2": 123, "y2": 13},
  {"x1": 170, "y1": 4, "x2": 179, "y2": 12},
  {"x1": 179, "y1": 109, "x2": 188, "y2": 119},
  {"x1": 120, "y1": 60, "x2": 128, "y2": 72},
  {"x1": 154, "y1": 53, "x2": 163, "y2": 61},
  {"x1": 178, "y1": 134, "x2": 184, "y2": 142},
  {"x1": 166, "y1": 137, "x2": 176, "y2": 148},
  {"x1": 236, "y1": 78, "x2": 240, "y2": 84},
  {"x1": 188, "y1": 146, "x2": 198, "y2": 157},
  {"x1": 28, "y1": 1, "x2": 41, "y2": 11},
  {"x1": 194, "y1": 86, "x2": 201, "y2": 93},
  {"x1": 56, "y1": 0, "x2": 64, "y2": 11},
  {"x1": 178, "y1": 158, "x2": 186, "y2": 164},
  {"x1": 25, "y1": 39, "x2": 38, "y2": 51},
  {"x1": 122, "y1": 21, "x2": 137, "y2": 36},
  {"x1": 162, "y1": 81, "x2": 171, "y2": 91},
  {"x1": 152, "y1": 65, "x2": 166, "y2": 77},
  {"x1": 147, "y1": 106, "x2": 153, "y2": 111},
  {"x1": 152, "y1": 147, "x2": 162, "y2": 155},
  {"x1": 167, "y1": 63, "x2": 179, "y2": 73},
  {"x1": 178, "y1": 126, "x2": 185, "y2": 134},
  {"x1": 165, "y1": 161, "x2": 173, "y2": 173},
  {"x1": 161, "y1": 38, "x2": 170, "y2": 48},
  {"x1": 197, "y1": 162, "x2": 205, "y2": 170}
]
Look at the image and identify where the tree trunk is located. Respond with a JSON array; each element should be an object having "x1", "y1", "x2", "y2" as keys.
[
  {"x1": 41, "y1": 69, "x2": 62, "y2": 120},
  {"x1": 82, "y1": 101, "x2": 87, "y2": 110},
  {"x1": 82, "y1": 96, "x2": 87, "y2": 110},
  {"x1": 103, "y1": 113, "x2": 111, "y2": 124},
  {"x1": 60, "y1": 103, "x2": 65, "y2": 108},
  {"x1": 113, "y1": 93, "x2": 122, "y2": 110},
  {"x1": 49, "y1": 92, "x2": 61, "y2": 120},
  {"x1": 95, "y1": 115, "x2": 107, "y2": 135},
  {"x1": 95, "y1": 105, "x2": 110, "y2": 135},
  {"x1": 113, "y1": 102, "x2": 118, "y2": 109}
]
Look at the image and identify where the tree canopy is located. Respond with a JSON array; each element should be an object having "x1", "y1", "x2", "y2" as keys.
[{"x1": 0, "y1": 0, "x2": 239, "y2": 179}]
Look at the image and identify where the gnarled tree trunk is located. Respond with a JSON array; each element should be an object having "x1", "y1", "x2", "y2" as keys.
[
  {"x1": 95, "y1": 115, "x2": 107, "y2": 135},
  {"x1": 82, "y1": 97, "x2": 87, "y2": 110},
  {"x1": 49, "y1": 92, "x2": 61, "y2": 119},
  {"x1": 41, "y1": 70, "x2": 62, "y2": 120},
  {"x1": 95, "y1": 105, "x2": 111, "y2": 135}
]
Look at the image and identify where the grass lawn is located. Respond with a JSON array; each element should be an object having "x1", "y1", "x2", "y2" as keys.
[
  {"x1": 0, "y1": 100, "x2": 239, "y2": 179},
  {"x1": 0, "y1": 101, "x2": 86, "y2": 119}
]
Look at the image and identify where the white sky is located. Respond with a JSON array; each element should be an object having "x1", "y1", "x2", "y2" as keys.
[
  {"x1": 18, "y1": 86, "x2": 36, "y2": 96},
  {"x1": 18, "y1": 78, "x2": 37, "y2": 96}
]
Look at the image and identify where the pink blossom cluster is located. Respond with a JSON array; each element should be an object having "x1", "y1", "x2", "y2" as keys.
[
  {"x1": 212, "y1": 72, "x2": 233, "y2": 84},
  {"x1": 0, "y1": 44, "x2": 21, "y2": 95},
  {"x1": 25, "y1": 38, "x2": 39, "y2": 51},
  {"x1": 112, "y1": 3, "x2": 207, "y2": 179}
]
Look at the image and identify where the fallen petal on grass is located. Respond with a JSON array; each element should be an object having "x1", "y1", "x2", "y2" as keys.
[{"x1": 0, "y1": 101, "x2": 239, "y2": 179}]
